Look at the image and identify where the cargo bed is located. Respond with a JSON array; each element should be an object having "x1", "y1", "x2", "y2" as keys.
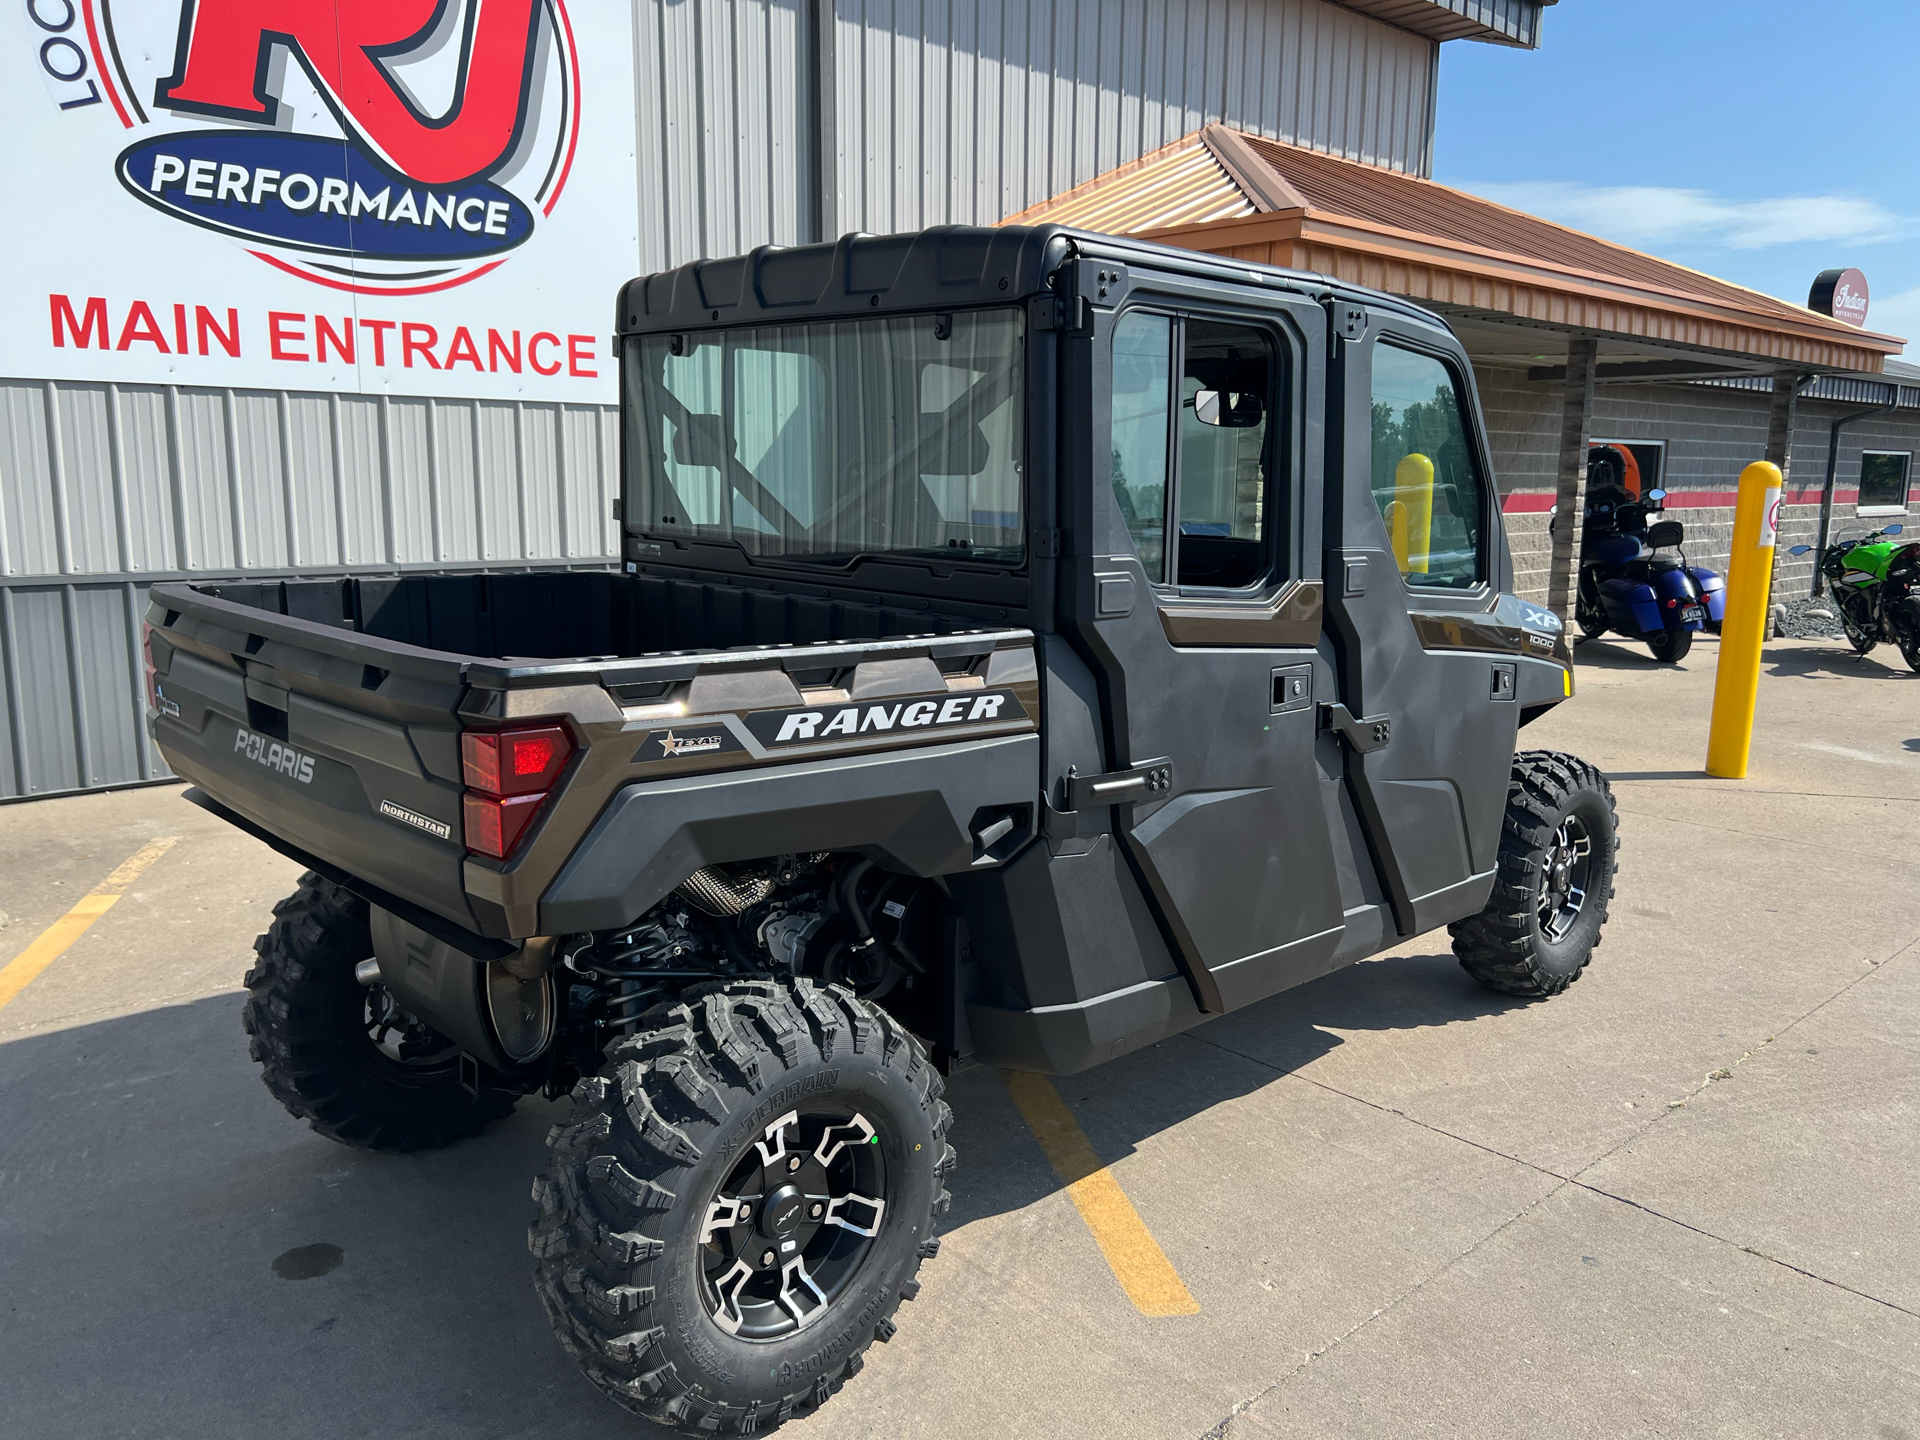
[{"x1": 144, "y1": 569, "x2": 1040, "y2": 942}]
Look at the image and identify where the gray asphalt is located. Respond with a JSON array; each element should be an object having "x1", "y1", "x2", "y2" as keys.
[{"x1": 1, "y1": 634, "x2": 1914, "y2": 1440}]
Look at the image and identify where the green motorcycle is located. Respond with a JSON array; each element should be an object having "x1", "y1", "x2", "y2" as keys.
[{"x1": 1791, "y1": 522, "x2": 1920, "y2": 671}]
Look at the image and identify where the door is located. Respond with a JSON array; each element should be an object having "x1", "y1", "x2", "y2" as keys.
[
  {"x1": 1064, "y1": 275, "x2": 1344, "y2": 1015},
  {"x1": 1323, "y1": 319, "x2": 1520, "y2": 937}
]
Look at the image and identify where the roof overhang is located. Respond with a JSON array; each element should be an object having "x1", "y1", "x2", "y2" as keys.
[
  {"x1": 1004, "y1": 125, "x2": 1906, "y2": 378},
  {"x1": 1331, "y1": 0, "x2": 1554, "y2": 49}
]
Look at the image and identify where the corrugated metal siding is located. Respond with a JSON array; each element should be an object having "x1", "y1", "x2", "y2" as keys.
[
  {"x1": 831, "y1": 0, "x2": 1437, "y2": 239},
  {"x1": 0, "y1": 378, "x2": 620, "y2": 800},
  {"x1": 631, "y1": 0, "x2": 818, "y2": 275},
  {"x1": 4, "y1": 0, "x2": 1441, "y2": 798}
]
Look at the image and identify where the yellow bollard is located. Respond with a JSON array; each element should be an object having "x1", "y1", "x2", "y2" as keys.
[
  {"x1": 1705, "y1": 460, "x2": 1783, "y2": 778},
  {"x1": 1384, "y1": 499, "x2": 1408, "y2": 571},
  {"x1": 1393, "y1": 453, "x2": 1434, "y2": 573}
]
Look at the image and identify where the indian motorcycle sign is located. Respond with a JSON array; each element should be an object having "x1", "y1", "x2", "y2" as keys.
[{"x1": 4, "y1": 0, "x2": 636, "y2": 398}]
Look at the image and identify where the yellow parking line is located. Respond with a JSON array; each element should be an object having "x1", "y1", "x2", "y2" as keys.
[
  {"x1": 0, "y1": 836, "x2": 181, "y2": 1015},
  {"x1": 1003, "y1": 1070, "x2": 1200, "y2": 1317}
]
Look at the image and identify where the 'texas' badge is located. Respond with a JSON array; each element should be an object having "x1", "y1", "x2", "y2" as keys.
[{"x1": 633, "y1": 727, "x2": 745, "y2": 763}]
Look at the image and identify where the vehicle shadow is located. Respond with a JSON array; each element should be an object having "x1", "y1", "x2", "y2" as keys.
[
  {"x1": 942, "y1": 950, "x2": 1527, "y2": 1230},
  {"x1": 1570, "y1": 636, "x2": 1681, "y2": 669},
  {"x1": 1763, "y1": 644, "x2": 1916, "y2": 680},
  {"x1": 0, "y1": 952, "x2": 1519, "y2": 1438}
]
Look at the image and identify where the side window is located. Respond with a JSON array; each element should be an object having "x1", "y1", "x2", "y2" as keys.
[
  {"x1": 1111, "y1": 311, "x2": 1172, "y2": 579},
  {"x1": 1369, "y1": 343, "x2": 1486, "y2": 589},
  {"x1": 1178, "y1": 320, "x2": 1273, "y2": 588},
  {"x1": 1107, "y1": 310, "x2": 1282, "y2": 590}
]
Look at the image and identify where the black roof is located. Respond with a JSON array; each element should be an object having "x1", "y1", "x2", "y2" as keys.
[{"x1": 613, "y1": 223, "x2": 1453, "y2": 340}]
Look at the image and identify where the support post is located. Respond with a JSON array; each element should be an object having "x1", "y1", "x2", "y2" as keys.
[
  {"x1": 1545, "y1": 336, "x2": 1597, "y2": 625},
  {"x1": 1812, "y1": 394, "x2": 1897, "y2": 597},
  {"x1": 1762, "y1": 369, "x2": 1808, "y2": 617},
  {"x1": 1705, "y1": 462, "x2": 1783, "y2": 779}
]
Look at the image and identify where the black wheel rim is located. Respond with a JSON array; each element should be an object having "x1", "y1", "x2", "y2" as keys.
[
  {"x1": 1538, "y1": 816, "x2": 1593, "y2": 944},
  {"x1": 697, "y1": 1108, "x2": 889, "y2": 1341}
]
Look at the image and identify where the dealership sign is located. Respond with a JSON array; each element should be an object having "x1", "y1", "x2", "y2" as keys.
[
  {"x1": 4, "y1": 0, "x2": 636, "y2": 398},
  {"x1": 1808, "y1": 268, "x2": 1870, "y2": 330}
]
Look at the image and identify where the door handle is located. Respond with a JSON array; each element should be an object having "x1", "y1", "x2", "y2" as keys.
[
  {"x1": 1059, "y1": 759, "x2": 1174, "y2": 811},
  {"x1": 1320, "y1": 703, "x2": 1391, "y2": 753}
]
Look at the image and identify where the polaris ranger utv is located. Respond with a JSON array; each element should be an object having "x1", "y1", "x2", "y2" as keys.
[{"x1": 145, "y1": 224, "x2": 1614, "y2": 1434}]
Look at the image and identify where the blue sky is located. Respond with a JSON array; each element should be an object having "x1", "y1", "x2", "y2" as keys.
[{"x1": 1434, "y1": 0, "x2": 1919, "y2": 348}]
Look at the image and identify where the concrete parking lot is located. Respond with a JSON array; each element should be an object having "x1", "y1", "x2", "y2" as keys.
[{"x1": 1, "y1": 634, "x2": 1914, "y2": 1440}]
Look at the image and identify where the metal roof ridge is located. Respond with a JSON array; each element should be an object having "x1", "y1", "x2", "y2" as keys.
[
  {"x1": 1000, "y1": 129, "x2": 1231, "y2": 227},
  {"x1": 1198, "y1": 125, "x2": 1311, "y2": 215}
]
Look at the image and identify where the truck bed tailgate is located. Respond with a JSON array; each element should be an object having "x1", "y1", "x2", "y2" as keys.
[{"x1": 147, "y1": 586, "x2": 478, "y2": 931}]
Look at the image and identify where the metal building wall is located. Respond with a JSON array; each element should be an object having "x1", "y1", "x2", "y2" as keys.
[
  {"x1": 830, "y1": 0, "x2": 1438, "y2": 234},
  {"x1": 5, "y1": 0, "x2": 1440, "y2": 799},
  {"x1": 0, "y1": 378, "x2": 620, "y2": 800},
  {"x1": 625, "y1": 0, "x2": 1439, "y2": 274}
]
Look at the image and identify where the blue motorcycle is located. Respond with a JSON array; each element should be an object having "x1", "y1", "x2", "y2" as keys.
[{"x1": 1574, "y1": 480, "x2": 1726, "y2": 664}]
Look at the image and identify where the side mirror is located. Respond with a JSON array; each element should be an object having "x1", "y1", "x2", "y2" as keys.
[
  {"x1": 1647, "y1": 488, "x2": 1667, "y2": 502},
  {"x1": 1788, "y1": 544, "x2": 1813, "y2": 555},
  {"x1": 1192, "y1": 389, "x2": 1265, "y2": 427},
  {"x1": 1885, "y1": 523, "x2": 1904, "y2": 535}
]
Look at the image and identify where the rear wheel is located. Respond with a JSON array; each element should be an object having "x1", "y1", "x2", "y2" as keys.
[
  {"x1": 1451, "y1": 752, "x2": 1618, "y2": 998},
  {"x1": 242, "y1": 871, "x2": 517, "y2": 1150},
  {"x1": 1645, "y1": 621, "x2": 1692, "y2": 663},
  {"x1": 531, "y1": 980, "x2": 952, "y2": 1436}
]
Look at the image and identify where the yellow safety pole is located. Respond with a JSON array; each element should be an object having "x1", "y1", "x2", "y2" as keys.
[
  {"x1": 1384, "y1": 499, "x2": 1409, "y2": 571},
  {"x1": 1394, "y1": 453, "x2": 1434, "y2": 573},
  {"x1": 1705, "y1": 460, "x2": 1783, "y2": 778}
]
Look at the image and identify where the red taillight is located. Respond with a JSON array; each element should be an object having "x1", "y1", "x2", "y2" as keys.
[
  {"x1": 463, "y1": 791, "x2": 547, "y2": 859},
  {"x1": 460, "y1": 723, "x2": 574, "y2": 859},
  {"x1": 461, "y1": 725, "x2": 572, "y2": 797}
]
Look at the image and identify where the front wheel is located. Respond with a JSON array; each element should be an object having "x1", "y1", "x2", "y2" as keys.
[
  {"x1": 531, "y1": 980, "x2": 953, "y2": 1436},
  {"x1": 1451, "y1": 752, "x2": 1619, "y2": 998},
  {"x1": 1839, "y1": 599, "x2": 1878, "y2": 655}
]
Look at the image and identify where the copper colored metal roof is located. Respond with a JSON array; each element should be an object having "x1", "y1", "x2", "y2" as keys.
[
  {"x1": 1006, "y1": 134, "x2": 1254, "y2": 235},
  {"x1": 1005, "y1": 125, "x2": 1904, "y2": 372}
]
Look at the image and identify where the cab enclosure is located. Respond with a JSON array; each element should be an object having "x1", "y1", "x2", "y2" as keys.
[{"x1": 146, "y1": 223, "x2": 1571, "y2": 1083}]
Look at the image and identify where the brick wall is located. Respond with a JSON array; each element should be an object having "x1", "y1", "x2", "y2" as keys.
[{"x1": 1469, "y1": 364, "x2": 1919, "y2": 605}]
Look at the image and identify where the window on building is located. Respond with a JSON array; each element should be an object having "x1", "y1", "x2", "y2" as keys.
[
  {"x1": 1106, "y1": 311, "x2": 1281, "y2": 591},
  {"x1": 1587, "y1": 439, "x2": 1665, "y2": 504},
  {"x1": 1369, "y1": 343, "x2": 1486, "y2": 589},
  {"x1": 1859, "y1": 451, "x2": 1912, "y2": 514}
]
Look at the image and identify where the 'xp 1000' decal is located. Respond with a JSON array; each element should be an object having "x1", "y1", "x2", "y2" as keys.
[
  {"x1": 89, "y1": 0, "x2": 579, "y2": 294},
  {"x1": 744, "y1": 691, "x2": 1029, "y2": 748}
]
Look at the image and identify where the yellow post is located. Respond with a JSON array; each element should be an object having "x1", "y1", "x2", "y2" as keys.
[
  {"x1": 1393, "y1": 453, "x2": 1434, "y2": 573},
  {"x1": 1384, "y1": 499, "x2": 1408, "y2": 571},
  {"x1": 1705, "y1": 460, "x2": 1783, "y2": 778}
]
